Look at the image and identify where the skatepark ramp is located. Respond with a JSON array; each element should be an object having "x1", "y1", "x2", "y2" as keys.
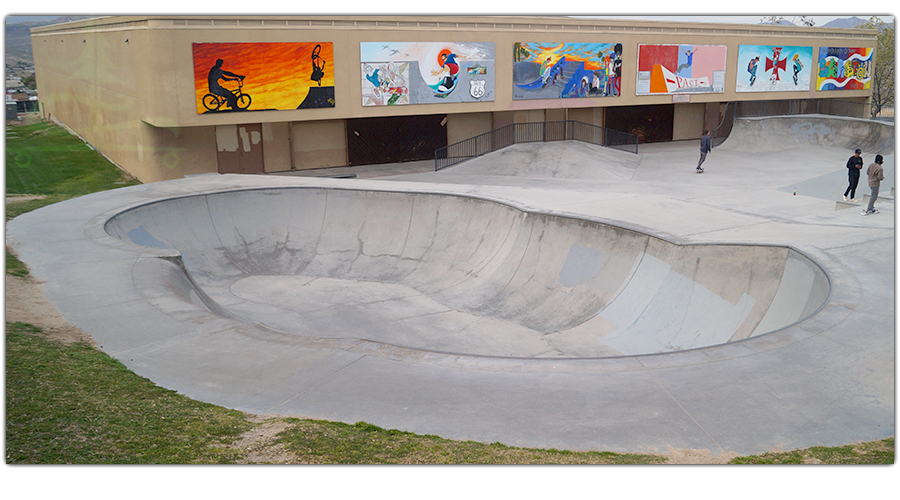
[
  {"x1": 105, "y1": 187, "x2": 830, "y2": 358},
  {"x1": 435, "y1": 120, "x2": 639, "y2": 170},
  {"x1": 719, "y1": 114, "x2": 894, "y2": 154}
]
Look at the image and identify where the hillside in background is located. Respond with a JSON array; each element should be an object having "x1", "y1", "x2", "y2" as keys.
[
  {"x1": 823, "y1": 16, "x2": 869, "y2": 28},
  {"x1": 5, "y1": 16, "x2": 94, "y2": 65}
]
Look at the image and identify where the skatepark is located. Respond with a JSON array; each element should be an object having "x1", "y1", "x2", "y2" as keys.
[{"x1": 6, "y1": 114, "x2": 894, "y2": 456}]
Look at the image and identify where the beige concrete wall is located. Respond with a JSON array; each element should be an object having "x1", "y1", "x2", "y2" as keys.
[
  {"x1": 35, "y1": 16, "x2": 876, "y2": 129},
  {"x1": 146, "y1": 124, "x2": 218, "y2": 182},
  {"x1": 673, "y1": 103, "x2": 706, "y2": 141},
  {"x1": 290, "y1": 119, "x2": 346, "y2": 170},
  {"x1": 448, "y1": 113, "x2": 492, "y2": 144},
  {"x1": 567, "y1": 107, "x2": 600, "y2": 127},
  {"x1": 31, "y1": 15, "x2": 878, "y2": 181}
]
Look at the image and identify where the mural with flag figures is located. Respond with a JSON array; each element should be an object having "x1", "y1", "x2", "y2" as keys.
[
  {"x1": 816, "y1": 47, "x2": 873, "y2": 91},
  {"x1": 360, "y1": 42, "x2": 495, "y2": 106},
  {"x1": 736, "y1": 44, "x2": 813, "y2": 93},
  {"x1": 192, "y1": 42, "x2": 335, "y2": 114},
  {"x1": 512, "y1": 42, "x2": 623, "y2": 100},
  {"x1": 636, "y1": 44, "x2": 727, "y2": 95}
]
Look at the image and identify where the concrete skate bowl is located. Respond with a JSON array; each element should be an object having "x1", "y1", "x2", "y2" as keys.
[
  {"x1": 104, "y1": 187, "x2": 830, "y2": 358},
  {"x1": 719, "y1": 114, "x2": 894, "y2": 154}
]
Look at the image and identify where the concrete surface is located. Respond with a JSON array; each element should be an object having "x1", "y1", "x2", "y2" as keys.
[{"x1": 6, "y1": 114, "x2": 894, "y2": 456}]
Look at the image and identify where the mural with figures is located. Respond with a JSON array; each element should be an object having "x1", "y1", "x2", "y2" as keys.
[
  {"x1": 816, "y1": 47, "x2": 873, "y2": 91},
  {"x1": 736, "y1": 45, "x2": 813, "y2": 92},
  {"x1": 513, "y1": 42, "x2": 622, "y2": 100},
  {"x1": 192, "y1": 42, "x2": 334, "y2": 114},
  {"x1": 360, "y1": 42, "x2": 494, "y2": 106},
  {"x1": 636, "y1": 44, "x2": 727, "y2": 95}
]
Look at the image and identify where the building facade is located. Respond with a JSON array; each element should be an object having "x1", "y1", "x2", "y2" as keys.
[{"x1": 31, "y1": 15, "x2": 878, "y2": 183}]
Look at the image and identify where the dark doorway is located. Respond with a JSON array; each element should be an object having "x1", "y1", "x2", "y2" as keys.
[
  {"x1": 347, "y1": 114, "x2": 447, "y2": 166},
  {"x1": 605, "y1": 104, "x2": 674, "y2": 144}
]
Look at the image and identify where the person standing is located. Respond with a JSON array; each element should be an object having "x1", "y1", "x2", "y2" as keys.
[
  {"x1": 843, "y1": 149, "x2": 864, "y2": 201},
  {"x1": 862, "y1": 154, "x2": 885, "y2": 215},
  {"x1": 697, "y1": 130, "x2": 712, "y2": 173}
]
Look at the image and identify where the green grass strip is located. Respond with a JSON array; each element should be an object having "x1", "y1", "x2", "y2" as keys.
[
  {"x1": 5, "y1": 323, "x2": 251, "y2": 464},
  {"x1": 274, "y1": 419, "x2": 664, "y2": 464},
  {"x1": 5, "y1": 122, "x2": 139, "y2": 198},
  {"x1": 729, "y1": 438, "x2": 894, "y2": 464}
]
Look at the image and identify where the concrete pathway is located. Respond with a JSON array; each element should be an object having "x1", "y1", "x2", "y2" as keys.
[{"x1": 6, "y1": 115, "x2": 894, "y2": 456}]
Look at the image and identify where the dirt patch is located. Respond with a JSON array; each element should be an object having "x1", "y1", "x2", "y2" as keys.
[
  {"x1": 226, "y1": 415, "x2": 298, "y2": 464},
  {"x1": 5, "y1": 273, "x2": 96, "y2": 346},
  {"x1": 656, "y1": 447, "x2": 740, "y2": 464},
  {"x1": 6, "y1": 195, "x2": 48, "y2": 204}
]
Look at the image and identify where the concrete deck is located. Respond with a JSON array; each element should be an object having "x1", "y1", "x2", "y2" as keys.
[{"x1": 6, "y1": 115, "x2": 894, "y2": 456}]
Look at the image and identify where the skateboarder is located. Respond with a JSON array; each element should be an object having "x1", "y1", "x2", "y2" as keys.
[
  {"x1": 861, "y1": 154, "x2": 885, "y2": 215},
  {"x1": 697, "y1": 130, "x2": 712, "y2": 173}
]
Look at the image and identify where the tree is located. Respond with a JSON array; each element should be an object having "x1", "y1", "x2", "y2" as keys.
[
  {"x1": 759, "y1": 16, "x2": 815, "y2": 26},
  {"x1": 794, "y1": 16, "x2": 815, "y2": 27},
  {"x1": 855, "y1": 16, "x2": 895, "y2": 119}
]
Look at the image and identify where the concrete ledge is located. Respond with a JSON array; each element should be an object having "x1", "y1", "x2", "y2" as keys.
[
  {"x1": 835, "y1": 199, "x2": 860, "y2": 210},
  {"x1": 862, "y1": 193, "x2": 894, "y2": 205}
]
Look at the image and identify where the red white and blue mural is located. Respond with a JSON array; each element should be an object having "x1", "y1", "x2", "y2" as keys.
[
  {"x1": 636, "y1": 44, "x2": 727, "y2": 95},
  {"x1": 736, "y1": 44, "x2": 813, "y2": 92},
  {"x1": 513, "y1": 42, "x2": 622, "y2": 100},
  {"x1": 816, "y1": 47, "x2": 873, "y2": 91}
]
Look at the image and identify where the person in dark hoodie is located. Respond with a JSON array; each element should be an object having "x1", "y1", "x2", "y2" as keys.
[
  {"x1": 696, "y1": 130, "x2": 712, "y2": 173},
  {"x1": 843, "y1": 148, "x2": 864, "y2": 202}
]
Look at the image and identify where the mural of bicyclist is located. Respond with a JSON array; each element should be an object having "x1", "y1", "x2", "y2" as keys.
[
  {"x1": 192, "y1": 42, "x2": 335, "y2": 114},
  {"x1": 207, "y1": 59, "x2": 246, "y2": 110},
  {"x1": 310, "y1": 44, "x2": 326, "y2": 86}
]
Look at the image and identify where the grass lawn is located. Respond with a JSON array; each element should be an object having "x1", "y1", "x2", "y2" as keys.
[{"x1": 4, "y1": 120, "x2": 894, "y2": 465}]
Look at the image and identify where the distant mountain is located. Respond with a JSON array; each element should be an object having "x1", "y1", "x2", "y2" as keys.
[
  {"x1": 5, "y1": 16, "x2": 94, "y2": 65},
  {"x1": 823, "y1": 16, "x2": 868, "y2": 28},
  {"x1": 758, "y1": 16, "x2": 870, "y2": 28}
]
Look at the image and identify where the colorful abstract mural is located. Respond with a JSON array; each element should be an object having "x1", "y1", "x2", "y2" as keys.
[
  {"x1": 360, "y1": 42, "x2": 494, "y2": 106},
  {"x1": 192, "y1": 42, "x2": 335, "y2": 114},
  {"x1": 736, "y1": 45, "x2": 813, "y2": 92},
  {"x1": 636, "y1": 44, "x2": 727, "y2": 95},
  {"x1": 512, "y1": 42, "x2": 622, "y2": 100},
  {"x1": 816, "y1": 47, "x2": 873, "y2": 91}
]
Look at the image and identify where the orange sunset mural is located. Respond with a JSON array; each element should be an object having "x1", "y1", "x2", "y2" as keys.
[{"x1": 192, "y1": 42, "x2": 335, "y2": 114}]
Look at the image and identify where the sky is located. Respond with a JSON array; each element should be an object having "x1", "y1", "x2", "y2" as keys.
[{"x1": 3, "y1": 1, "x2": 895, "y2": 26}]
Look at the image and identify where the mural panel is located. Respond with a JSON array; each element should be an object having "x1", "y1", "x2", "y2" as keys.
[
  {"x1": 636, "y1": 44, "x2": 727, "y2": 95},
  {"x1": 192, "y1": 42, "x2": 335, "y2": 114},
  {"x1": 736, "y1": 45, "x2": 813, "y2": 92},
  {"x1": 512, "y1": 42, "x2": 622, "y2": 100},
  {"x1": 360, "y1": 42, "x2": 495, "y2": 106},
  {"x1": 816, "y1": 47, "x2": 873, "y2": 91}
]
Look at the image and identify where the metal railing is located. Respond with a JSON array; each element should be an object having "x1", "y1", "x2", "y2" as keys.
[
  {"x1": 435, "y1": 120, "x2": 639, "y2": 171},
  {"x1": 711, "y1": 99, "x2": 894, "y2": 148}
]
